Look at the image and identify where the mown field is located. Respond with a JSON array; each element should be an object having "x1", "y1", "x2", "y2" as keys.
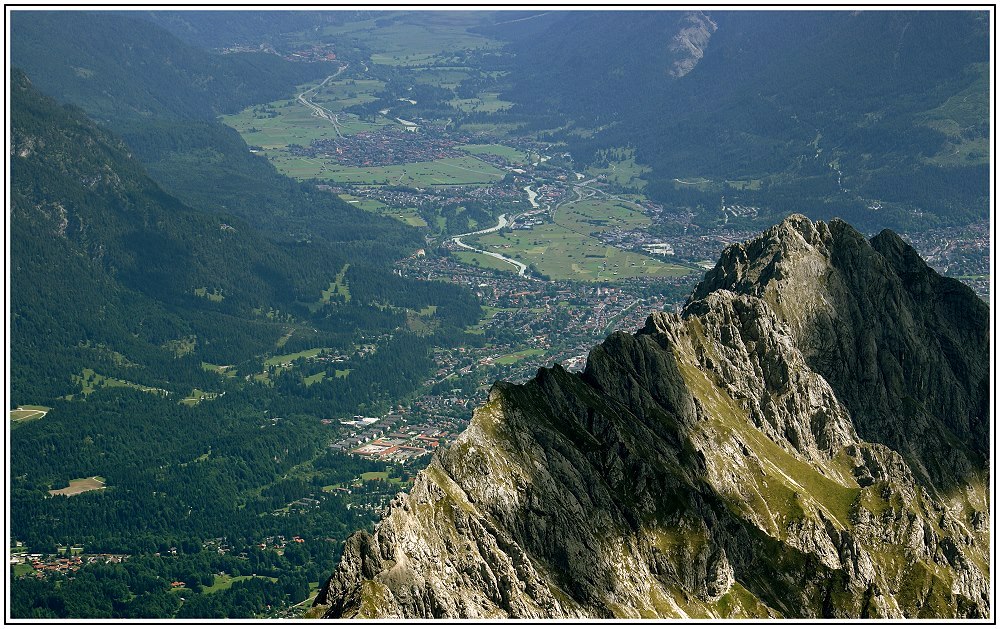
[
  {"x1": 269, "y1": 154, "x2": 505, "y2": 186},
  {"x1": 49, "y1": 476, "x2": 106, "y2": 497},
  {"x1": 315, "y1": 13, "x2": 501, "y2": 63},
  {"x1": 470, "y1": 197, "x2": 690, "y2": 282},
  {"x1": 457, "y1": 143, "x2": 527, "y2": 163},
  {"x1": 339, "y1": 193, "x2": 427, "y2": 227}
]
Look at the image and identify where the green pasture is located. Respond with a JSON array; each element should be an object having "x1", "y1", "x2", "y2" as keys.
[
  {"x1": 339, "y1": 193, "x2": 427, "y2": 227},
  {"x1": 202, "y1": 574, "x2": 277, "y2": 594},
  {"x1": 223, "y1": 99, "x2": 389, "y2": 150},
  {"x1": 918, "y1": 63, "x2": 988, "y2": 166},
  {"x1": 201, "y1": 362, "x2": 237, "y2": 378},
  {"x1": 319, "y1": 13, "x2": 500, "y2": 62},
  {"x1": 472, "y1": 222, "x2": 689, "y2": 282},
  {"x1": 450, "y1": 92, "x2": 514, "y2": 113},
  {"x1": 587, "y1": 148, "x2": 651, "y2": 190},
  {"x1": 180, "y1": 389, "x2": 220, "y2": 406},
  {"x1": 265, "y1": 348, "x2": 330, "y2": 367},
  {"x1": 457, "y1": 143, "x2": 527, "y2": 163},
  {"x1": 553, "y1": 197, "x2": 651, "y2": 235},
  {"x1": 494, "y1": 348, "x2": 545, "y2": 366},
  {"x1": 72, "y1": 368, "x2": 168, "y2": 397},
  {"x1": 412, "y1": 66, "x2": 471, "y2": 89},
  {"x1": 303, "y1": 372, "x2": 326, "y2": 386},
  {"x1": 320, "y1": 264, "x2": 352, "y2": 304},
  {"x1": 272, "y1": 155, "x2": 504, "y2": 186},
  {"x1": 453, "y1": 249, "x2": 522, "y2": 274}
]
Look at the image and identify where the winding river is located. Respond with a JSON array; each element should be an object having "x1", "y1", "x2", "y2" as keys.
[{"x1": 451, "y1": 214, "x2": 529, "y2": 277}]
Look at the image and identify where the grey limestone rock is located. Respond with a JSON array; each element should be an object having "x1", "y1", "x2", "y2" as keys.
[{"x1": 315, "y1": 215, "x2": 989, "y2": 619}]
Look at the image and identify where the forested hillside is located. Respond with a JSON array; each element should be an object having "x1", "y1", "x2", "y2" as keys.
[
  {"x1": 491, "y1": 10, "x2": 989, "y2": 230},
  {"x1": 10, "y1": 11, "x2": 330, "y2": 122}
]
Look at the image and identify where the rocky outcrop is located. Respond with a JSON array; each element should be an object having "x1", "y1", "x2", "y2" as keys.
[
  {"x1": 667, "y1": 11, "x2": 717, "y2": 78},
  {"x1": 315, "y1": 215, "x2": 989, "y2": 619}
]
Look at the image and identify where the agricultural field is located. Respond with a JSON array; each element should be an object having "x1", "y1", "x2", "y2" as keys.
[
  {"x1": 303, "y1": 372, "x2": 326, "y2": 386},
  {"x1": 586, "y1": 148, "x2": 651, "y2": 190},
  {"x1": 412, "y1": 67, "x2": 472, "y2": 89},
  {"x1": 201, "y1": 362, "x2": 237, "y2": 378},
  {"x1": 305, "y1": 78, "x2": 386, "y2": 112},
  {"x1": 265, "y1": 348, "x2": 331, "y2": 367},
  {"x1": 49, "y1": 476, "x2": 106, "y2": 497},
  {"x1": 452, "y1": 250, "x2": 520, "y2": 273},
  {"x1": 222, "y1": 95, "x2": 390, "y2": 151},
  {"x1": 180, "y1": 389, "x2": 221, "y2": 406},
  {"x1": 270, "y1": 154, "x2": 505, "y2": 186},
  {"x1": 317, "y1": 12, "x2": 501, "y2": 62},
  {"x1": 450, "y1": 92, "x2": 514, "y2": 113},
  {"x1": 471, "y1": 194, "x2": 690, "y2": 283},
  {"x1": 493, "y1": 348, "x2": 545, "y2": 366},
  {"x1": 201, "y1": 574, "x2": 278, "y2": 594},
  {"x1": 339, "y1": 193, "x2": 426, "y2": 227},
  {"x1": 553, "y1": 197, "x2": 652, "y2": 235},
  {"x1": 457, "y1": 143, "x2": 528, "y2": 163}
]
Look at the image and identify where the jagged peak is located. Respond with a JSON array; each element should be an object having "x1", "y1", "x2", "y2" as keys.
[{"x1": 316, "y1": 215, "x2": 989, "y2": 619}]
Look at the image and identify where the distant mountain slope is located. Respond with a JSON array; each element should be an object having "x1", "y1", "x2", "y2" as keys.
[
  {"x1": 10, "y1": 68, "x2": 323, "y2": 400},
  {"x1": 9, "y1": 10, "x2": 423, "y2": 262},
  {"x1": 9, "y1": 10, "x2": 328, "y2": 122},
  {"x1": 138, "y1": 10, "x2": 364, "y2": 48},
  {"x1": 315, "y1": 215, "x2": 989, "y2": 619},
  {"x1": 494, "y1": 10, "x2": 989, "y2": 229}
]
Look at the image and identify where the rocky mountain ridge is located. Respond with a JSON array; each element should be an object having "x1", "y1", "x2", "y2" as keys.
[{"x1": 314, "y1": 215, "x2": 989, "y2": 619}]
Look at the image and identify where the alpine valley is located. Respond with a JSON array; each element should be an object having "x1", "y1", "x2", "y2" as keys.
[{"x1": 7, "y1": 9, "x2": 991, "y2": 621}]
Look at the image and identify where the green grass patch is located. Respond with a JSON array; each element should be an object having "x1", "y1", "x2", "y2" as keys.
[
  {"x1": 180, "y1": 389, "x2": 220, "y2": 406},
  {"x1": 222, "y1": 97, "x2": 389, "y2": 151},
  {"x1": 72, "y1": 368, "x2": 169, "y2": 397},
  {"x1": 450, "y1": 92, "x2": 514, "y2": 113},
  {"x1": 452, "y1": 250, "x2": 523, "y2": 274},
  {"x1": 917, "y1": 63, "x2": 988, "y2": 166},
  {"x1": 473, "y1": 222, "x2": 688, "y2": 282},
  {"x1": 271, "y1": 154, "x2": 505, "y2": 186},
  {"x1": 493, "y1": 347, "x2": 545, "y2": 366},
  {"x1": 466, "y1": 194, "x2": 691, "y2": 281},
  {"x1": 13, "y1": 563, "x2": 35, "y2": 577},
  {"x1": 303, "y1": 372, "x2": 326, "y2": 386},
  {"x1": 320, "y1": 263, "x2": 352, "y2": 304},
  {"x1": 265, "y1": 347, "x2": 330, "y2": 367},
  {"x1": 339, "y1": 193, "x2": 427, "y2": 227},
  {"x1": 676, "y1": 361, "x2": 860, "y2": 532},
  {"x1": 334, "y1": 369, "x2": 352, "y2": 378},
  {"x1": 587, "y1": 147, "x2": 650, "y2": 190},
  {"x1": 725, "y1": 179, "x2": 763, "y2": 191},
  {"x1": 201, "y1": 362, "x2": 236, "y2": 378},
  {"x1": 194, "y1": 287, "x2": 224, "y2": 302},
  {"x1": 203, "y1": 574, "x2": 277, "y2": 594},
  {"x1": 554, "y1": 197, "x2": 651, "y2": 234},
  {"x1": 457, "y1": 143, "x2": 526, "y2": 162},
  {"x1": 318, "y1": 13, "x2": 500, "y2": 62}
]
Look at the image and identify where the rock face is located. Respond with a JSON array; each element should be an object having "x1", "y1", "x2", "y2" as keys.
[
  {"x1": 667, "y1": 11, "x2": 717, "y2": 78},
  {"x1": 314, "y1": 215, "x2": 989, "y2": 619}
]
